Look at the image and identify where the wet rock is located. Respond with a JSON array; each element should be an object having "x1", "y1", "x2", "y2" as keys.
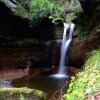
[
  {"x1": 0, "y1": 87, "x2": 46, "y2": 100},
  {"x1": 69, "y1": 26, "x2": 100, "y2": 67},
  {"x1": 79, "y1": 0, "x2": 100, "y2": 14},
  {"x1": 69, "y1": 5, "x2": 100, "y2": 67}
]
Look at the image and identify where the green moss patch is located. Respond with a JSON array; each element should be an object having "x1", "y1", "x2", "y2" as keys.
[
  {"x1": 64, "y1": 50, "x2": 100, "y2": 100},
  {"x1": 0, "y1": 87, "x2": 46, "y2": 100}
]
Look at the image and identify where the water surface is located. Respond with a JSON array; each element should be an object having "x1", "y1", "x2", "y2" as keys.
[
  {"x1": 0, "y1": 66, "x2": 80, "y2": 99},
  {"x1": 12, "y1": 75, "x2": 69, "y2": 99}
]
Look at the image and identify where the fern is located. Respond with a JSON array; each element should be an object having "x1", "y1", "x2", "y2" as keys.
[
  {"x1": 29, "y1": 0, "x2": 65, "y2": 25},
  {"x1": 1, "y1": 0, "x2": 82, "y2": 26}
]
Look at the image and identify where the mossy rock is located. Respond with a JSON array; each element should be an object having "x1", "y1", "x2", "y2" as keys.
[
  {"x1": 0, "y1": 87, "x2": 46, "y2": 100},
  {"x1": 64, "y1": 50, "x2": 100, "y2": 100}
]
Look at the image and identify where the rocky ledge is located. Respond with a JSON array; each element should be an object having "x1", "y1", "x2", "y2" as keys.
[{"x1": 0, "y1": 87, "x2": 46, "y2": 100}]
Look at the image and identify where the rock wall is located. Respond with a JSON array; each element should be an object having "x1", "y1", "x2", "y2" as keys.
[
  {"x1": 0, "y1": 41, "x2": 60, "y2": 69},
  {"x1": 0, "y1": 0, "x2": 100, "y2": 69},
  {"x1": 0, "y1": 1, "x2": 55, "y2": 41},
  {"x1": 70, "y1": 32, "x2": 100, "y2": 67}
]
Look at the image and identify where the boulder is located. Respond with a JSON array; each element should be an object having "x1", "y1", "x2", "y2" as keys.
[{"x1": 0, "y1": 87, "x2": 46, "y2": 100}]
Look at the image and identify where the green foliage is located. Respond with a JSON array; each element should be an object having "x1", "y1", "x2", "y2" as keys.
[
  {"x1": 29, "y1": 0, "x2": 82, "y2": 25},
  {"x1": 17, "y1": 0, "x2": 25, "y2": 7},
  {"x1": 0, "y1": 87, "x2": 45, "y2": 99},
  {"x1": 85, "y1": 50, "x2": 100, "y2": 69},
  {"x1": 64, "y1": 49, "x2": 100, "y2": 100},
  {"x1": 78, "y1": 31, "x2": 89, "y2": 40},
  {"x1": 19, "y1": 94, "x2": 25, "y2": 100},
  {"x1": 1, "y1": 0, "x2": 82, "y2": 26},
  {"x1": 29, "y1": 0, "x2": 54, "y2": 12},
  {"x1": 12, "y1": 4, "x2": 29, "y2": 18},
  {"x1": 29, "y1": 0, "x2": 65, "y2": 25}
]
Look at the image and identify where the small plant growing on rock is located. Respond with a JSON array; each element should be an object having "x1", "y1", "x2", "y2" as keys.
[
  {"x1": 64, "y1": 49, "x2": 100, "y2": 100},
  {"x1": 1, "y1": 0, "x2": 82, "y2": 26}
]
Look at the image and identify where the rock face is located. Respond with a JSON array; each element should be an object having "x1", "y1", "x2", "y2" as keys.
[
  {"x1": 0, "y1": 0, "x2": 99, "y2": 69},
  {"x1": 68, "y1": 1, "x2": 100, "y2": 67},
  {"x1": 70, "y1": 33, "x2": 100, "y2": 67},
  {"x1": 79, "y1": 0, "x2": 99, "y2": 14},
  {"x1": 0, "y1": 40, "x2": 60, "y2": 69},
  {"x1": 69, "y1": 13, "x2": 100, "y2": 67},
  {"x1": 0, "y1": 1, "x2": 55, "y2": 41},
  {"x1": 0, "y1": 87, "x2": 46, "y2": 100}
]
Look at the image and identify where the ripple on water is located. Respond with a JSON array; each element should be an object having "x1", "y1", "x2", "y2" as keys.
[{"x1": 49, "y1": 74, "x2": 69, "y2": 79}]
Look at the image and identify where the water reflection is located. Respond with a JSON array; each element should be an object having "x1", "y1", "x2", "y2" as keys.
[
  {"x1": 12, "y1": 76, "x2": 69, "y2": 99},
  {"x1": 0, "y1": 67, "x2": 79, "y2": 99},
  {"x1": 0, "y1": 80, "x2": 12, "y2": 88}
]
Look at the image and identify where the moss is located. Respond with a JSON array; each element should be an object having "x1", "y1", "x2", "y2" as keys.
[
  {"x1": 0, "y1": 87, "x2": 46, "y2": 100},
  {"x1": 0, "y1": 87, "x2": 32, "y2": 94},
  {"x1": 33, "y1": 90, "x2": 46, "y2": 100},
  {"x1": 64, "y1": 49, "x2": 100, "y2": 100}
]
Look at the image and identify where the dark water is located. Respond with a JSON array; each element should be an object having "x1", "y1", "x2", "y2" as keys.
[
  {"x1": 0, "y1": 67, "x2": 79, "y2": 99},
  {"x1": 0, "y1": 67, "x2": 80, "y2": 99},
  {"x1": 11, "y1": 75, "x2": 69, "y2": 99}
]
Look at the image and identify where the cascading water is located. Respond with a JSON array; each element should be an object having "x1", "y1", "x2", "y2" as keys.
[
  {"x1": 59, "y1": 23, "x2": 69, "y2": 74},
  {"x1": 59, "y1": 23, "x2": 75, "y2": 74},
  {"x1": 50, "y1": 23, "x2": 75, "y2": 78}
]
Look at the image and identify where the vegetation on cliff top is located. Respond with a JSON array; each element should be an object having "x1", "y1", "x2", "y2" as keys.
[
  {"x1": 64, "y1": 49, "x2": 100, "y2": 100},
  {"x1": 1, "y1": 0, "x2": 82, "y2": 25}
]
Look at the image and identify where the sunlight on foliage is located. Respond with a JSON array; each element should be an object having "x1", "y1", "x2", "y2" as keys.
[
  {"x1": 29, "y1": 0, "x2": 82, "y2": 25},
  {"x1": 19, "y1": 94, "x2": 25, "y2": 100},
  {"x1": 1, "y1": 0, "x2": 82, "y2": 26},
  {"x1": 64, "y1": 49, "x2": 100, "y2": 100},
  {"x1": 29, "y1": 0, "x2": 65, "y2": 25}
]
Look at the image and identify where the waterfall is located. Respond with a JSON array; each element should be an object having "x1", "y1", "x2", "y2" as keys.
[
  {"x1": 50, "y1": 23, "x2": 75, "y2": 78},
  {"x1": 59, "y1": 23, "x2": 75, "y2": 74},
  {"x1": 59, "y1": 23, "x2": 69, "y2": 74}
]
